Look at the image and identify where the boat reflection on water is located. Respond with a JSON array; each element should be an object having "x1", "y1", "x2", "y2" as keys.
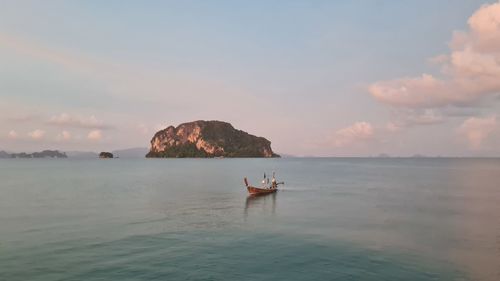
[{"x1": 244, "y1": 192, "x2": 277, "y2": 218}]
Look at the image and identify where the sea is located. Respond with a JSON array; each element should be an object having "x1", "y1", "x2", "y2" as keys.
[{"x1": 0, "y1": 158, "x2": 499, "y2": 281}]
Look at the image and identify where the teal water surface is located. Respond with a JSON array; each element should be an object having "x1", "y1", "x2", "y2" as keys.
[{"x1": 1, "y1": 158, "x2": 499, "y2": 280}]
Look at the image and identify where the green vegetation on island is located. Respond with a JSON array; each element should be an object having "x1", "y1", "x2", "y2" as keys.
[
  {"x1": 99, "y1": 152, "x2": 114, "y2": 158},
  {"x1": 146, "y1": 120, "x2": 279, "y2": 158},
  {"x1": 1, "y1": 150, "x2": 68, "y2": 158}
]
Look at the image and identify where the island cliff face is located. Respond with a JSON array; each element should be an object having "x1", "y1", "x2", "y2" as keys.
[{"x1": 146, "y1": 120, "x2": 279, "y2": 158}]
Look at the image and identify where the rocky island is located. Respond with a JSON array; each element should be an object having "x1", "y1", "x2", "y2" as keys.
[
  {"x1": 99, "y1": 152, "x2": 114, "y2": 159},
  {"x1": 146, "y1": 120, "x2": 279, "y2": 158}
]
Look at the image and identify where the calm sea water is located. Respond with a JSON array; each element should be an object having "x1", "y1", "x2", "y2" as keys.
[{"x1": 1, "y1": 158, "x2": 499, "y2": 281}]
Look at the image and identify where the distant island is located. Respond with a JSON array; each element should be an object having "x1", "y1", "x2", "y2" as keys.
[
  {"x1": 0, "y1": 150, "x2": 67, "y2": 158},
  {"x1": 146, "y1": 120, "x2": 279, "y2": 158},
  {"x1": 99, "y1": 152, "x2": 114, "y2": 159},
  {"x1": 65, "y1": 148, "x2": 149, "y2": 159}
]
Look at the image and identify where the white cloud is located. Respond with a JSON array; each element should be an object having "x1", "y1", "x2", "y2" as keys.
[
  {"x1": 48, "y1": 113, "x2": 112, "y2": 129},
  {"x1": 87, "y1": 130, "x2": 102, "y2": 141},
  {"x1": 331, "y1": 122, "x2": 375, "y2": 147},
  {"x1": 28, "y1": 129, "x2": 45, "y2": 140},
  {"x1": 7, "y1": 130, "x2": 18, "y2": 139},
  {"x1": 369, "y1": 1, "x2": 500, "y2": 108},
  {"x1": 458, "y1": 115, "x2": 497, "y2": 149}
]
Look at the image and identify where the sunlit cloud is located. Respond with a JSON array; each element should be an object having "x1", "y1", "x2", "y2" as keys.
[
  {"x1": 331, "y1": 122, "x2": 375, "y2": 148},
  {"x1": 28, "y1": 129, "x2": 45, "y2": 140},
  {"x1": 369, "y1": 1, "x2": 500, "y2": 108},
  {"x1": 56, "y1": 130, "x2": 72, "y2": 141},
  {"x1": 48, "y1": 113, "x2": 112, "y2": 130},
  {"x1": 87, "y1": 130, "x2": 103, "y2": 141},
  {"x1": 7, "y1": 130, "x2": 18, "y2": 139},
  {"x1": 458, "y1": 115, "x2": 497, "y2": 149}
]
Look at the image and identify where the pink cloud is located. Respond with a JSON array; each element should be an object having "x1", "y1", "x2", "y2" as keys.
[
  {"x1": 369, "y1": 1, "x2": 500, "y2": 108},
  {"x1": 28, "y1": 129, "x2": 45, "y2": 140},
  {"x1": 458, "y1": 115, "x2": 497, "y2": 149},
  {"x1": 458, "y1": 2, "x2": 500, "y2": 52},
  {"x1": 87, "y1": 130, "x2": 103, "y2": 141},
  {"x1": 7, "y1": 130, "x2": 18, "y2": 139},
  {"x1": 331, "y1": 122, "x2": 375, "y2": 147},
  {"x1": 56, "y1": 131, "x2": 72, "y2": 141},
  {"x1": 48, "y1": 113, "x2": 112, "y2": 130}
]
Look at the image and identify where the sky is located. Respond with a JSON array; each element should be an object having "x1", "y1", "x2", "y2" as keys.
[{"x1": 1, "y1": 0, "x2": 500, "y2": 156}]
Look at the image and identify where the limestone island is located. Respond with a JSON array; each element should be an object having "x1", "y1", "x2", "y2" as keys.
[
  {"x1": 146, "y1": 120, "x2": 280, "y2": 158},
  {"x1": 99, "y1": 152, "x2": 114, "y2": 159}
]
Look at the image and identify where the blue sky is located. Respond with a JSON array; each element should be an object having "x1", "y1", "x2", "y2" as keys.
[{"x1": 1, "y1": 0, "x2": 499, "y2": 156}]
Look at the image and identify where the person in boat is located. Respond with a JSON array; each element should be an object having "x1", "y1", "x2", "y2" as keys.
[
  {"x1": 262, "y1": 172, "x2": 279, "y2": 189},
  {"x1": 271, "y1": 177, "x2": 277, "y2": 189}
]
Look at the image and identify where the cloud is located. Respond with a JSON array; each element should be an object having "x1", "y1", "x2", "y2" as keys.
[
  {"x1": 369, "y1": 1, "x2": 500, "y2": 108},
  {"x1": 404, "y1": 110, "x2": 443, "y2": 125},
  {"x1": 386, "y1": 109, "x2": 445, "y2": 131},
  {"x1": 48, "y1": 113, "x2": 112, "y2": 130},
  {"x1": 87, "y1": 130, "x2": 102, "y2": 141},
  {"x1": 56, "y1": 131, "x2": 72, "y2": 141},
  {"x1": 331, "y1": 122, "x2": 375, "y2": 147},
  {"x1": 28, "y1": 129, "x2": 45, "y2": 140},
  {"x1": 7, "y1": 130, "x2": 18, "y2": 139},
  {"x1": 458, "y1": 115, "x2": 497, "y2": 149}
]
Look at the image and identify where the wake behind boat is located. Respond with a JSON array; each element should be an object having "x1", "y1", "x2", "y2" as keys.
[{"x1": 244, "y1": 172, "x2": 284, "y2": 195}]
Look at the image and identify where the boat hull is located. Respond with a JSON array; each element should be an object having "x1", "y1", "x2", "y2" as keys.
[{"x1": 247, "y1": 186, "x2": 277, "y2": 195}]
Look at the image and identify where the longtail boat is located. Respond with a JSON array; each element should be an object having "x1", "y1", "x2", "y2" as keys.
[{"x1": 244, "y1": 177, "x2": 283, "y2": 195}]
